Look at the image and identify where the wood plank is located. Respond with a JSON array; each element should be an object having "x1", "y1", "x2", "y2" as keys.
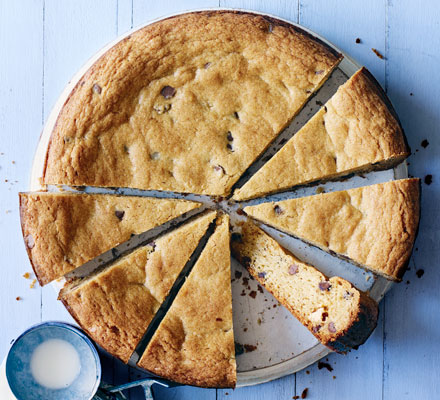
[
  {"x1": 384, "y1": 0, "x2": 440, "y2": 398},
  {"x1": 0, "y1": 0, "x2": 44, "y2": 360},
  {"x1": 132, "y1": 0, "x2": 219, "y2": 27},
  {"x1": 295, "y1": 1, "x2": 386, "y2": 398},
  {"x1": 218, "y1": 375, "x2": 294, "y2": 400},
  {"x1": 220, "y1": 0, "x2": 299, "y2": 21},
  {"x1": 299, "y1": 0, "x2": 386, "y2": 85}
]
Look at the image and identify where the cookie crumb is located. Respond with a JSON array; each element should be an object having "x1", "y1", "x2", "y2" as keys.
[
  {"x1": 318, "y1": 361, "x2": 333, "y2": 372},
  {"x1": 23, "y1": 272, "x2": 31, "y2": 279},
  {"x1": 355, "y1": 38, "x2": 361, "y2": 44},
  {"x1": 16, "y1": 296, "x2": 21, "y2": 301},
  {"x1": 371, "y1": 48, "x2": 384, "y2": 59},
  {"x1": 332, "y1": 375, "x2": 336, "y2": 379},
  {"x1": 416, "y1": 269, "x2": 424, "y2": 278},
  {"x1": 424, "y1": 174, "x2": 433, "y2": 185},
  {"x1": 301, "y1": 388, "x2": 309, "y2": 399},
  {"x1": 244, "y1": 344, "x2": 257, "y2": 353},
  {"x1": 30, "y1": 279, "x2": 37, "y2": 289},
  {"x1": 421, "y1": 139, "x2": 429, "y2": 148}
]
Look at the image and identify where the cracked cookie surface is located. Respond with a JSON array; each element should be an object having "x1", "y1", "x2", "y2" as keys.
[
  {"x1": 244, "y1": 179, "x2": 420, "y2": 280},
  {"x1": 59, "y1": 211, "x2": 216, "y2": 363},
  {"x1": 43, "y1": 11, "x2": 341, "y2": 196},
  {"x1": 233, "y1": 68, "x2": 409, "y2": 201}
]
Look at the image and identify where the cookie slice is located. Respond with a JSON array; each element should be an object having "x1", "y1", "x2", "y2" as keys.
[
  {"x1": 233, "y1": 68, "x2": 409, "y2": 200},
  {"x1": 59, "y1": 211, "x2": 216, "y2": 363},
  {"x1": 244, "y1": 179, "x2": 420, "y2": 281},
  {"x1": 138, "y1": 214, "x2": 236, "y2": 388},
  {"x1": 43, "y1": 11, "x2": 342, "y2": 196},
  {"x1": 232, "y1": 222, "x2": 378, "y2": 353},
  {"x1": 19, "y1": 192, "x2": 201, "y2": 285}
]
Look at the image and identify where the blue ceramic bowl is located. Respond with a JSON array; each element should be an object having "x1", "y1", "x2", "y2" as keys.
[{"x1": 6, "y1": 321, "x2": 101, "y2": 400}]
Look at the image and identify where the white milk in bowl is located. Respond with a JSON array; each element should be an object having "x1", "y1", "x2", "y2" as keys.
[{"x1": 30, "y1": 338, "x2": 81, "y2": 389}]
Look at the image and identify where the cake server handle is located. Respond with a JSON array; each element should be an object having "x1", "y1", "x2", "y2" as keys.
[{"x1": 94, "y1": 377, "x2": 175, "y2": 400}]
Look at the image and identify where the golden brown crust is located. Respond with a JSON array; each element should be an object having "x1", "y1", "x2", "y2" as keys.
[
  {"x1": 59, "y1": 211, "x2": 216, "y2": 363},
  {"x1": 138, "y1": 214, "x2": 236, "y2": 388},
  {"x1": 231, "y1": 222, "x2": 378, "y2": 353},
  {"x1": 244, "y1": 178, "x2": 420, "y2": 280},
  {"x1": 19, "y1": 192, "x2": 200, "y2": 285},
  {"x1": 234, "y1": 67, "x2": 409, "y2": 200},
  {"x1": 43, "y1": 11, "x2": 341, "y2": 196}
]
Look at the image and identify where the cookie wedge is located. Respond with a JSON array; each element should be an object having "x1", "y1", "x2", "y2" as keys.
[
  {"x1": 233, "y1": 68, "x2": 409, "y2": 201},
  {"x1": 43, "y1": 11, "x2": 342, "y2": 196},
  {"x1": 244, "y1": 179, "x2": 420, "y2": 281},
  {"x1": 138, "y1": 214, "x2": 236, "y2": 388},
  {"x1": 59, "y1": 211, "x2": 216, "y2": 363},
  {"x1": 19, "y1": 192, "x2": 201, "y2": 285},
  {"x1": 231, "y1": 221, "x2": 378, "y2": 353}
]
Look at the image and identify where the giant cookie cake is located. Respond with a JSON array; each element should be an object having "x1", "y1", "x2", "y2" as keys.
[{"x1": 19, "y1": 11, "x2": 420, "y2": 388}]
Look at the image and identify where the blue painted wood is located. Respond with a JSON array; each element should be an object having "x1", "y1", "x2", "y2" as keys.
[
  {"x1": 383, "y1": 0, "x2": 440, "y2": 398},
  {"x1": 0, "y1": 0, "x2": 44, "y2": 360},
  {"x1": 1, "y1": 1, "x2": 440, "y2": 399}
]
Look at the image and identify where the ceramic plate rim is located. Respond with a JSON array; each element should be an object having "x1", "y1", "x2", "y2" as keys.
[{"x1": 28, "y1": 8, "x2": 406, "y2": 388}]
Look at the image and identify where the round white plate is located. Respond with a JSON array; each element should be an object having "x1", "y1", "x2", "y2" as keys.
[{"x1": 29, "y1": 8, "x2": 407, "y2": 388}]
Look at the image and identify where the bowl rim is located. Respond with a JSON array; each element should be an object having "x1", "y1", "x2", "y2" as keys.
[{"x1": 6, "y1": 321, "x2": 101, "y2": 400}]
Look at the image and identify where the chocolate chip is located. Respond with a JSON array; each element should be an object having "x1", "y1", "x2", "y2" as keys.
[
  {"x1": 160, "y1": 85, "x2": 176, "y2": 99},
  {"x1": 315, "y1": 70, "x2": 324, "y2": 75},
  {"x1": 416, "y1": 269, "x2": 424, "y2": 278},
  {"x1": 214, "y1": 165, "x2": 225, "y2": 174},
  {"x1": 321, "y1": 312, "x2": 328, "y2": 322},
  {"x1": 227, "y1": 131, "x2": 233, "y2": 141},
  {"x1": 226, "y1": 143, "x2": 234, "y2": 151},
  {"x1": 25, "y1": 234, "x2": 34, "y2": 249},
  {"x1": 249, "y1": 290, "x2": 257, "y2": 299},
  {"x1": 234, "y1": 270, "x2": 242, "y2": 279},
  {"x1": 274, "y1": 205, "x2": 283, "y2": 215},
  {"x1": 312, "y1": 325, "x2": 321, "y2": 333},
  {"x1": 421, "y1": 139, "x2": 429, "y2": 148},
  {"x1": 236, "y1": 208, "x2": 245, "y2": 216},
  {"x1": 123, "y1": 145, "x2": 129, "y2": 154},
  {"x1": 233, "y1": 111, "x2": 239, "y2": 119},
  {"x1": 288, "y1": 264, "x2": 298, "y2": 275},
  {"x1": 424, "y1": 174, "x2": 433, "y2": 185},
  {"x1": 257, "y1": 271, "x2": 266, "y2": 279},
  {"x1": 355, "y1": 38, "x2": 361, "y2": 44},
  {"x1": 204, "y1": 62, "x2": 211, "y2": 69},
  {"x1": 328, "y1": 322, "x2": 336, "y2": 333},
  {"x1": 216, "y1": 317, "x2": 223, "y2": 322},
  {"x1": 93, "y1": 83, "x2": 102, "y2": 94},
  {"x1": 231, "y1": 232, "x2": 243, "y2": 242},
  {"x1": 319, "y1": 281, "x2": 331, "y2": 291},
  {"x1": 115, "y1": 210, "x2": 125, "y2": 221}
]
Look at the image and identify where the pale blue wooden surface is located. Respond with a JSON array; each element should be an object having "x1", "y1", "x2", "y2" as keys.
[{"x1": 1, "y1": 1, "x2": 439, "y2": 399}]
